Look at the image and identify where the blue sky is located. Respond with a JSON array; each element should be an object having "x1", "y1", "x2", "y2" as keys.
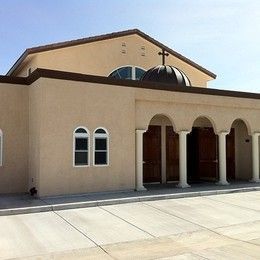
[{"x1": 0, "y1": 0, "x2": 259, "y2": 92}]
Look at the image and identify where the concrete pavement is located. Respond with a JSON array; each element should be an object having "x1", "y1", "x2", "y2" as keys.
[{"x1": 0, "y1": 191, "x2": 260, "y2": 259}]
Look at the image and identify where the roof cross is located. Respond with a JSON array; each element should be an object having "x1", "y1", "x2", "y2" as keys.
[{"x1": 158, "y1": 49, "x2": 169, "y2": 65}]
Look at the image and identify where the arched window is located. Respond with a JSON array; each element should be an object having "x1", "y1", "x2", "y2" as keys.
[
  {"x1": 0, "y1": 129, "x2": 2, "y2": 166},
  {"x1": 73, "y1": 127, "x2": 89, "y2": 166},
  {"x1": 93, "y1": 128, "x2": 109, "y2": 166},
  {"x1": 109, "y1": 66, "x2": 146, "y2": 80}
]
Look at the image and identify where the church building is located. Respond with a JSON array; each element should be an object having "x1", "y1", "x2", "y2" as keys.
[{"x1": 0, "y1": 29, "x2": 259, "y2": 197}]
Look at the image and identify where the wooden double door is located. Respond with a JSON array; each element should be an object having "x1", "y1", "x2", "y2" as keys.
[
  {"x1": 143, "y1": 125, "x2": 235, "y2": 184},
  {"x1": 187, "y1": 127, "x2": 235, "y2": 182},
  {"x1": 143, "y1": 125, "x2": 179, "y2": 183},
  {"x1": 143, "y1": 125, "x2": 161, "y2": 183},
  {"x1": 187, "y1": 127, "x2": 218, "y2": 182},
  {"x1": 166, "y1": 126, "x2": 179, "y2": 182}
]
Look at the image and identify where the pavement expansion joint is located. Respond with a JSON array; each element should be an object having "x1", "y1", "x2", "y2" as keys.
[
  {"x1": 53, "y1": 210, "x2": 116, "y2": 260},
  {"x1": 99, "y1": 206, "x2": 156, "y2": 238}
]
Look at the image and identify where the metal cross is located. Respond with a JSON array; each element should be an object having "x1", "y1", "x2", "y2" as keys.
[{"x1": 158, "y1": 49, "x2": 169, "y2": 65}]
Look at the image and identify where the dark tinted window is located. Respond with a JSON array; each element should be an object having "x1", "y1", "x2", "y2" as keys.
[
  {"x1": 75, "y1": 138, "x2": 88, "y2": 151},
  {"x1": 95, "y1": 128, "x2": 106, "y2": 134},
  {"x1": 135, "y1": 67, "x2": 146, "y2": 80},
  {"x1": 95, "y1": 138, "x2": 107, "y2": 150},
  {"x1": 109, "y1": 66, "x2": 132, "y2": 80},
  {"x1": 75, "y1": 152, "x2": 88, "y2": 165},
  {"x1": 95, "y1": 152, "x2": 107, "y2": 165},
  {"x1": 75, "y1": 128, "x2": 87, "y2": 133}
]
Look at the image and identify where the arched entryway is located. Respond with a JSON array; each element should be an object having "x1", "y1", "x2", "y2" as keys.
[
  {"x1": 143, "y1": 114, "x2": 178, "y2": 184},
  {"x1": 188, "y1": 116, "x2": 218, "y2": 183},
  {"x1": 228, "y1": 119, "x2": 252, "y2": 181}
]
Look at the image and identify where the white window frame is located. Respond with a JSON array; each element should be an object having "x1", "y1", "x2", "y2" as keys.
[
  {"x1": 0, "y1": 129, "x2": 2, "y2": 167},
  {"x1": 93, "y1": 127, "x2": 109, "y2": 167},
  {"x1": 108, "y1": 65, "x2": 146, "y2": 80},
  {"x1": 73, "y1": 126, "x2": 90, "y2": 167}
]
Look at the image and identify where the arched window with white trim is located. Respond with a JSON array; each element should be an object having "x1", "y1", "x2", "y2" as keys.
[
  {"x1": 93, "y1": 128, "x2": 109, "y2": 166},
  {"x1": 109, "y1": 66, "x2": 146, "y2": 80},
  {"x1": 0, "y1": 129, "x2": 2, "y2": 166},
  {"x1": 73, "y1": 127, "x2": 89, "y2": 166}
]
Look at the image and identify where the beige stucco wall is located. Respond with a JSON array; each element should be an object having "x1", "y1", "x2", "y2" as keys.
[
  {"x1": 135, "y1": 89, "x2": 260, "y2": 134},
  {"x1": 0, "y1": 76, "x2": 259, "y2": 196},
  {"x1": 14, "y1": 34, "x2": 213, "y2": 87},
  {"x1": 0, "y1": 83, "x2": 28, "y2": 194},
  {"x1": 33, "y1": 78, "x2": 136, "y2": 197},
  {"x1": 28, "y1": 81, "x2": 42, "y2": 193},
  {"x1": 27, "y1": 78, "x2": 259, "y2": 196}
]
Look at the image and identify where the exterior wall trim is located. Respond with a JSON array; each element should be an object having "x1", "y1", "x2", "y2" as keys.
[
  {"x1": 0, "y1": 75, "x2": 27, "y2": 85},
  {"x1": 1, "y1": 68, "x2": 260, "y2": 100},
  {"x1": 27, "y1": 68, "x2": 260, "y2": 100}
]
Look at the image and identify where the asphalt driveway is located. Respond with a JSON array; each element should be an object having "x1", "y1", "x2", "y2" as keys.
[{"x1": 0, "y1": 191, "x2": 260, "y2": 259}]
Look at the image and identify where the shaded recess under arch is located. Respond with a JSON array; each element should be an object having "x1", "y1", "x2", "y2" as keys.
[
  {"x1": 187, "y1": 116, "x2": 218, "y2": 183},
  {"x1": 228, "y1": 119, "x2": 252, "y2": 180},
  {"x1": 143, "y1": 114, "x2": 179, "y2": 184}
]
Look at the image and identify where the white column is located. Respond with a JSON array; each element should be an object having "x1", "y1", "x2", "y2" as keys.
[
  {"x1": 217, "y1": 132, "x2": 229, "y2": 185},
  {"x1": 177, "y1": 130, "x2": 190, "y2": 188},
  {"x1": 251, "y1": 132, "x2": 260, "y2": 182},
  {"x1": 135, "y1": 129, "x2": 147, "y2": 191}
]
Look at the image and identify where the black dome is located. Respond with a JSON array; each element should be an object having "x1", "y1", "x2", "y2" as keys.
[{"x1": 141, "y1": 65, "x2": 191, "y2": 86}]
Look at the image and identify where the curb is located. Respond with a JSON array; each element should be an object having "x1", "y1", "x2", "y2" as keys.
[{"x1": 1, "y1": 186, "x2": 260, "y2": 216}]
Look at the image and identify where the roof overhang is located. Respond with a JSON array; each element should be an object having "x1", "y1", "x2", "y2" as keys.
[
  {"x1": 2, "y1": 68, "x2": 258, "y2": 100},
  {"x1": 6, "y1": 29, "x2": 217, "y2": 79}
]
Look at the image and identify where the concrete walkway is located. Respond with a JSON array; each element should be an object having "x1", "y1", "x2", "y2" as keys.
[
  {"x1": 0, "y1": 190, "x2": 260, "y2": 259},
  {"x1": 1, "y1": 182, "x2": 260, "y2": 216}
]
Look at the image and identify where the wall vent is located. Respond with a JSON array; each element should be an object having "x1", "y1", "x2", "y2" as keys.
[
  {"x1": 141, "y1": 46, "x2": 146, "y2": 56},
  {"x1": 121, "y1": 42, "x2": 127, "y2": 54}
]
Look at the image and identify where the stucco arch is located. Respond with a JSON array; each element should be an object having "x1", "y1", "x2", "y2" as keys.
[
  {"x1": 145, "y1": 113, "x2": 176, "y2": 132},
  {"x1": 189, "y1": 115, "x2": 218, "y2": 134},
  {"x1": 229, "y1": 118, "x2": 252, "y2": 135}
]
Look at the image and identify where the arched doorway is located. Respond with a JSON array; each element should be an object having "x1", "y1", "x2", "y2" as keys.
[
  {"x1": 228, "y1": 119, "x2": 252, "y2": 181},
  {"x1": 143, "y1": 115, "x2": 178, "y2": 184},
  {"x1": 188, "y1": 116, "x2": 218, "y2": 183}
]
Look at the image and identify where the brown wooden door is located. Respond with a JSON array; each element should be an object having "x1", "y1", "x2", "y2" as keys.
[
  {"x1": 166, "y1": 126, "x2": 179, "y2": 182},
  {"x1": 197, "y1": 128, "x2": 218, "y2": 181},
  {"x1": 143, "y1": 125, "x2": 161, "y2": 183},
  {"x1": 226, "y1": 128, "x2": 235, "y2": 180}
]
